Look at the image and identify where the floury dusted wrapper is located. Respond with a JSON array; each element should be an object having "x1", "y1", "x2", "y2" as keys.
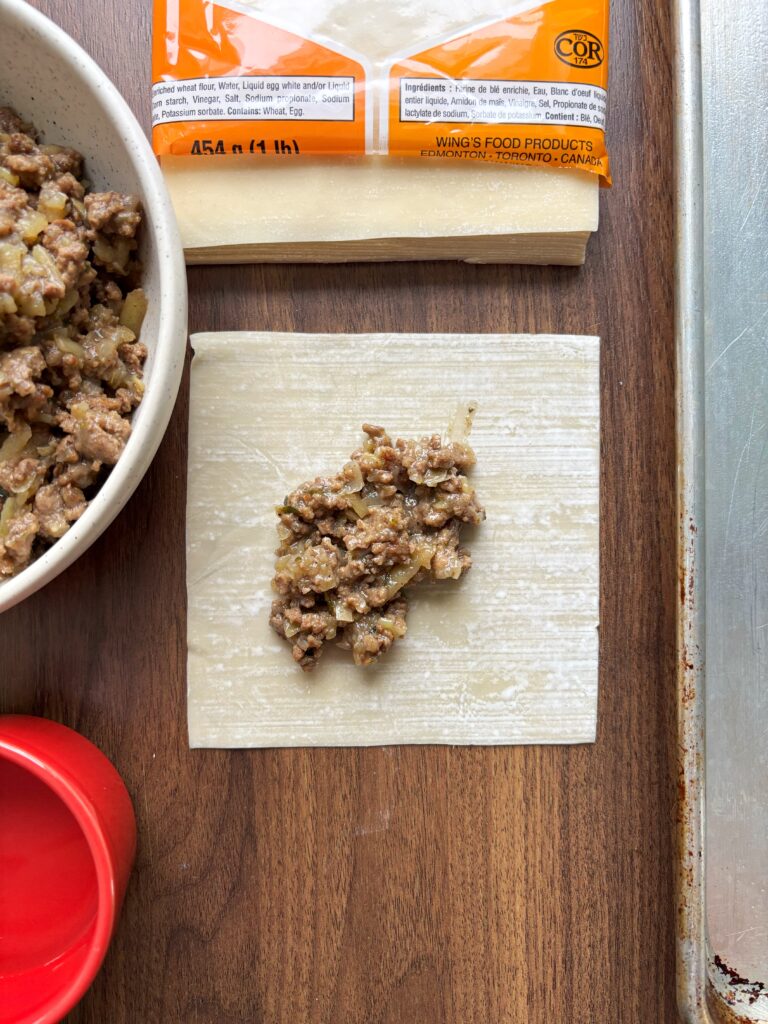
[{"x1": 185, "y1": 332, "x2": 599, "y2": 747}]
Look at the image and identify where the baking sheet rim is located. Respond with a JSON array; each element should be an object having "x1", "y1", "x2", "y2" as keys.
[{"x1": 674, "y1": 0, "x2": 714, "y2": 1018}]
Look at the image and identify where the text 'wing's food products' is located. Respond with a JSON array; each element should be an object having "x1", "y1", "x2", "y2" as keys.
[{"x1": 153, "y1": 0, "x2": 610, "y2": 264}]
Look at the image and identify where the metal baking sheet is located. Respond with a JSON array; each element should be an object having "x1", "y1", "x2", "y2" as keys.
[{"x1": 675, "y1": 0, "x2": 768, "y2": 1019}]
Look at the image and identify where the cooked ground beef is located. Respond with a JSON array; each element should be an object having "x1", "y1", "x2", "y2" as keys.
[
  {"x1": 270, "y1": 422, "x2": 485, "y2": 670},
  {"x1": 0, "y1": 107, "x2": 147, "y2": 577}
]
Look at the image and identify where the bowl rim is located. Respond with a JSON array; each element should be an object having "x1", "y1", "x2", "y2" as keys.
[
  {"x1": 0, "y1": 737, "x2": 121, "y2": 1024},
  {"x1": 0, "y1": 0, "x2": 188, "y2": 614}
]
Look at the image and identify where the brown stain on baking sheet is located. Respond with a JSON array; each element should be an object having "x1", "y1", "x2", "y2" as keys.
[
  {"x1": 678, "y1": 500, "x2": 768, "y2": 1023},
  {"x1": 707, "y1": 973, "x2": 767, "y2": 1024},
  {"x1": 712, "y1": 956, "x2": 767, "y2": 1008},
  {"x1": 676, "y1": 501, "x2": 707, "y2": 1000}
]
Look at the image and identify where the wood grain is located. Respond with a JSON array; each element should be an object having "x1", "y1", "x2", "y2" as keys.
[{"x1": 1, "y1": 1, "x2": 678, "y2": 1021}]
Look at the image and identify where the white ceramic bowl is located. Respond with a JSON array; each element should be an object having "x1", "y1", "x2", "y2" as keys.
[{"x1": 0, "y1": 0, "x2": 187, "y2": 613}]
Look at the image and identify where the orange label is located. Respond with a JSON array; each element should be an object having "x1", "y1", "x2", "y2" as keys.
[
  {"x1": 152, "y1": 0, "x2": 610, "y2": 184},
  {"x1": 152, "y1": 0, "x2": 367, "y2": 157},
  {"x1": 388, "y1": 3, "x2": 610, "y2": 183}
]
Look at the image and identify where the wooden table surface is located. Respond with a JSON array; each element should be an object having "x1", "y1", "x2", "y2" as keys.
[{"x1": 2, "y1": 0, "x2": 678, "y2": 1020}]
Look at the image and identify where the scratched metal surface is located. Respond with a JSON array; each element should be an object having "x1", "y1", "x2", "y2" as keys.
[
  {"x1": 702, "y1": 0, "x2": 768, "y2": 1009},
  {"x1": 676, "y1": 0, "x2": 768, "y2": 1018}
]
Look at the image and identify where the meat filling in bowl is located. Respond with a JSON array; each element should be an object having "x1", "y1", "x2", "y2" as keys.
[
  {"x1": 0, "y1": 107, "x2": 147, "y2": 577},
  {"x1": 270, "y1": 422, "x2": 486, "y2": 670}
]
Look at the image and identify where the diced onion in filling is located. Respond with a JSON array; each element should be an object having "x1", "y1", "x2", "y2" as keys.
[
  {"x1": 346, "y1": 494, "x2": 369, "y2": 518},
  {"x1": 119, "y1": 288, "x2": 148, "y2": 337},
  {"x1": 448, "y1": 402, "x2": 477, "y2": 444},
  {"x1": 0, "y1": 424, "x2": 32, "y2": 462},
  {"x1": 379, "y1": 557, "x2": 421, "y2": 602}
]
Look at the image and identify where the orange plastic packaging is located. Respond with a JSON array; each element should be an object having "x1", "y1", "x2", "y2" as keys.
[{"x1": 152, "y1": 0, "x2": 611, "y2": 184}]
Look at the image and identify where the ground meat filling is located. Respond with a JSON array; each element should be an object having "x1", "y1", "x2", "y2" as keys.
[
  {"x1": 270, "y1": 423, "x2": 486, "y2": 670},
  {"x1": 0, "y1": 107, "x2": 147, "y2": 577}
]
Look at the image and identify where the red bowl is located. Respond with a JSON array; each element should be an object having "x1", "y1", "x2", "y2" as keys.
[{"x1": 0, "y1": 716, "x2": 136, "y2": 1024}]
